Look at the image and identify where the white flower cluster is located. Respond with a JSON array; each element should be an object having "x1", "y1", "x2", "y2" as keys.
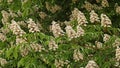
[
  {"x1": 65, "y1": 25, "x2": 77, "y2": 40},
  {"x1": 8, "y1": 9, "x2": 18, "y2": 18},
  {"x1": 90, "y1": 10, "x2": 100, "y2": 23},
  {"x1": 101, "y1": 0, "x2": 109, "y2": 7},
  {"x1": 1, "y1": 10, "x2": 10, "y2": 25},
  {"x1": 113, "y1": 38, "x2": 120, "y2": 47},
  {"x1": 0, "y1": 58, "x2": 7, "y2": 66},
  {"x1": 16, "y1": 37, "x2": 27, "y2": 45},
  {"x1": 7, "y1": 0, "x2": 13, "y2": 3},
  {"x1": 101, "y1": 14, "x2": 112, "y2": 27},
  {"x1": 77, "y1": 10, "x2": 88, "y2": 26},
  {"x1": 51, "y1": 21, "x2": 64, "y2": 38},
  {"x1": 30, "y1": 43, "x2": 45, "y2": 52},
  {"x1": 103, "y1": 34, "x2": 110, "y2": 42},
  {"x1": 65, "y1": 25, "x2": 85, "y2": 40},
  {"x1": 95, "y1": 41, "x2": 103, "y2": 49},
  {"x1": 82, "y1": 1, "x2": 93, "y2": 11},
  {"x1": 48, "y1": 39, "x2": 58, "y2": 51},
  {"x1": 70, "y1": 8, "x2": 79, "y2": 20},
  {"x1": 116, "y1": 5, "x2": 120, "y2": 14},
  {"x1": 0, "y1": 33, "x2": 6, "y2": 42},
  {"x1": 54, "y1": 59, "x2": 69, "y2": 68},
  {"x1": 73, "y1": 49, "x2": 83, "y2": 62},
  {"x1": 39, "y1": 11, "x2": 47, "y2": 19},
  {"x1": 10, "y1": 20, "x2": 26, "y2": 37},
  {"x1": 70, "y1": 8, "x2": 88, "y2": 26},
  {"x1": 27, "y1": 18, "x2": 40, "y2": 33},
  {"x1": 20, "y1": 46, "x2": 29, "y2": 57},
  {"x1": 76, "y1": 25, "x2": 85, "y2": 37},
  {"x1": 71, "y1": 8, "x2": 112, "y2": 27},
  {"x1": 85, "y1": 60, "x2": 99, "y2": 68},
  {"x1": 45, "y1": 2, "x2": 61, "y2": 13},
  {"x1": 116, "y1": 46, "x2": 120, "y2": 61}
]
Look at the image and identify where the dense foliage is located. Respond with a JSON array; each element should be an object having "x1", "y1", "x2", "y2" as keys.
[{"x1": 0, "y1": 0, "x2": 120, "y2": 68}]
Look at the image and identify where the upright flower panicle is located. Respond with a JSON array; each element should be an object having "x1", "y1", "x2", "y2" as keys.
[
  {"x1": 1, "y1": 10, "x2": 10, "y2": 25},
  {"x1": 101, "y1": 14, "x2": 112, "y2": 27},
  {"x1": 51, "y1": 21, "x2": 64, "y2": 38},
  {"x1": 65, "y1": 25, "x2": 77, "y2": 40},
  {"x1": 39, "y1": 11, "x2": 47, "y2": 19},
  {"x1": 73, "y1": 49, "x2": 83, "y2": 62},
  {"x1": 7, "y1": 0, "x2": 13, "y2": 3},
  {"x1": 76, "y1": 25, "x2": 85, "y2": 37},
  {"x1": 27, "y1": 18, "x2": 40, "y2": 33},
  {"x1": 77, "y1": 10, "x2": 88, "y2": 26},
  {"x1": 101, "y1": 0, "x2": 109, "y2": 7},
  {"x1": 116, "y1": 5, "x2": 120, "y2": 14},
  {"x1": 0, "y1": 33, "x2": 6, "y2": 42},
  {"x1": 90, "y1": 10, "x2": 100, "y2": 23},
  {"x1": 95, "y1": 41, "x2": 103, "y2": 49},
  {"x1": 9, "y1": 9, "x2": 18, "y2": 18},
  {"x1": 70, "y1": 8, "x2": 88, "y2": 26},
  {"x1": 103, "y1": 34, "x2": 110, "y2": 42},
  {"x1": 54, "y1": 59, "x2": 69, "y2": 68},
  {"x1": 0, "y1": 58, "x2": 7, "y2": 66},
  {"x1": 85, "y1": 60, "x2": 99, "y2": 68},
  {"x1": 16, "y1": 37, "x2": 27, "y2": 45},
  {"x1": 113, "y1": 38, "x2": 120, "y2": 47},
  {"x1": 45, "y1": 2, "x2": 61, "y2": 13},
  {"x1": 10, "y1": 20, "x2": 26, "y2": 37},
  {"x1": 20, "y1": 46, "x2": 29, "y2": 57},
  {"x1": 116, "y1": 46, "x2": 120, "y2": 61},
  {"x1": 82, "y1": 1, "x2": 93, "y2": 11},
  {"x1": 30, "y1": 43, "x2": 45, "y2": 52},
  {"x1": 48, "y1": 39, "x2": 58, "y2": 51},
  {"x1": 70, "y1": 8, "x2": 79, "y2": 20}
]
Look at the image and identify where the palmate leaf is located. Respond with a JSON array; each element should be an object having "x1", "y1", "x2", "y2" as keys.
[{"x1": 5, "y1": 46, "x2": 14, "y2": 59}]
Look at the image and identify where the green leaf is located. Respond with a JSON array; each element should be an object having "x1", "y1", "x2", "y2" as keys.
[{"x1": 5, "y1": 46, "x2": 14, "y2": 59}]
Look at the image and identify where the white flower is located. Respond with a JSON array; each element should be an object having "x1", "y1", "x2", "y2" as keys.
[
  {"x1": 30, "y1": 43, "x2": 44, "y2": 52},
  {"x1": 0, "y1": 33, "x2": 6, "y2": 42},
  {"x1": 51, "y1": 21, "x2": 64, "y2": 37},
  {"x1": 113, "y1": 38, "x2": 120, "y2": 47},
  {"x1": 101, "y1": 0, "x2": 109, "y2": 7},
  {"x1": 101, "y1": 14, "x2": 112, "y2": 27},
  {"x1": 20, "y1": 46, "x2": 29, "y2": 57},
  {"x1": 0, "y1": 58, "x2": 7, "y2": 66},
  {"x1": 65, "y1": 25, "x2": 77, "y2": 40},
  {"x1": 76, "y1": 25, "x2": 85, "y2": 37},
  {"x1": 103, "y1": 34, "x2": 110, "y2": 42},
  {"x1": 73, "y1": 49, "x2": 83, "y2": 62},
  {"x1": 45, "y1": 2, "x2": 61, "y2": 13},
  {"x1": 77, "y1": 10, "x2": 88, "y2": 26},
  {"x1": 27, "y1": 18, "x2": 40, "y2": 33},
  {"x1": 70, "y1": 8, "x2": 88, "y2": 26},
  {"x1": 48, "y1": 39, "x2": 58, "y2": 51},
  {"x1": 95, "y1": 41, "x2": 103, "y2": 49},
  {"x1": 1, "y1": 10, "x2": 10, "y2": 25},
  {"x1": 85, "y1": 60, "x2": 99, "y2": 68},
  {"x1": 7, "y1": 0, "x2": 13, "y2": 3},
  {"x1": 116, "y1": 6, "x2": 120, "y2": 14},
  {"x1": 54, "y1": 59, "x2": 69, "y2": 68},
  {"x1": 90, "y1": 10, "x2": 100, "y2": 23},
  {"x1": 116, "y1": 46, "x2": 120, "y2": 61},
  {"x1": 16, "y1": 37, "x2": 27, "y2": 45},
  {"x1": 82, "y1": 1, "x2": 93, "y2": 11},
  {"x1": 39, "y1": 12, "x2": 47, "y2": 19},
  {"x1": 10, "y1": 20, "x2": 26, "y2": 36},
  {"x1": 70, "y1": 8, "x2": 79, "y2": 20},
  {"x1": 8, "y1": 9, "x2": 18, "y2": 18}
]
